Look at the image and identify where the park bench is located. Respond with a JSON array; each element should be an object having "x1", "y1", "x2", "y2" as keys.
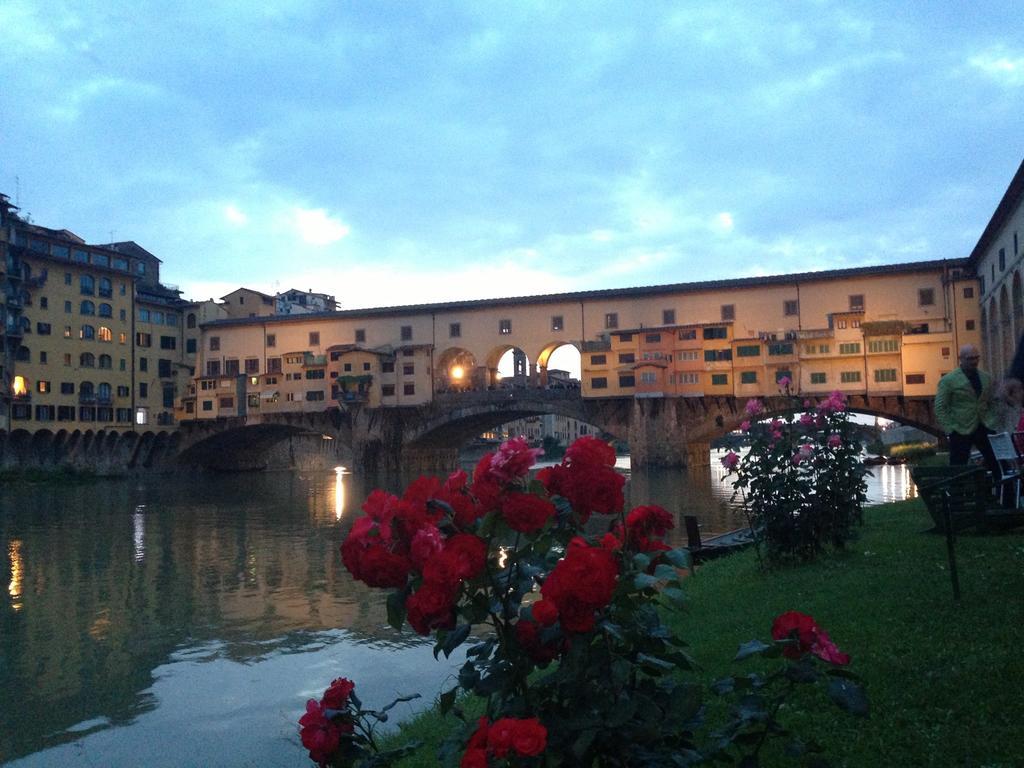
[{"x1": 909, "y1": 465, "x2": 1024, "y2": 534}]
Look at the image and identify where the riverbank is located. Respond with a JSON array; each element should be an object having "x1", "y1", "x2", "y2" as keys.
[{"x1": 381, "y1": 498, "x2": 1024, "y2": 767}]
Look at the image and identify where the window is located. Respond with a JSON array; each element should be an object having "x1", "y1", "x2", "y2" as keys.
[
  {"x1": 206, "y1": 360, "x2": 221, "y2": 376},
  {"x1": 810, "y1": 372, "x2": 827, "y2": 384},
  {"x1": 160, "y1": 336, "x2": 176, "y2": 350},
  {"x1": 119, "y1": 358, "x2": 126, "y2": 371},
  {"x1": 966, "y1": 319, "x2": 976, "y2": 331},
  {"x1": 918, "y1": 288, "x2": 935, "y2": 306},
  {"x1": 136, "y1": 332, "x2": 152, "y2": 347},
  {"x1": 618, "y1": 374, "x2": 635, "y2": 387},
  {"x1": 840, "y1": 371, "x2": 861, "y2": 383},
  {"x1": 591, "y1": 377, "x2": 608, "y2": 389},
  {"x1": 187, "y1": 313, "x2": 197, "y2": 329},
  {"x1": 784, "y1": 300, "x2": 799, "y2": 316},
  {"x1": 818, "y1": 344, "x2": 830, "y2": 354},
  {"x1": 343, "y1": 363, "x2": 352, "y2": 372},
  {"x1": 551, "y1": 316, "x2": 564, "y2": 332},
  {"x1": 306, "y1": 369, "x2": 326, "y2": 379},
  {"x1": 58, "y1": 405, "x2": 76, "y2": 421},
  {"x1": 835, "y1": 319, "x2": 847, "y2": 329},
  {"x1": 737, "y1": 344, "x2": 761, "y2": 357},
  {"x1": 401, "y1": 325, "x2": 412, "y2": 341},
  {"x1": 98, "y1": 303, "x2": 112, "y2": 317},
  {"x1": 61, "y1": 382, "x2": 75, "y2": 394},
  {"x1": 640, "y1": 372, "x2": 657, "y2": 385},
  {"x1": 704, "y1": 349, "x2": 732, "y2": 361},
  {"x1": 64, "y1": 300, "x2": 72, "y2": 313},
  {"x1": 679, "y1": 328, "x2": 697, "y2": 340},
  {"x1": 382, "y1": 361, "x2": 395, "y2": 373},
  {"x1": 963, "y1": 286, "x2": 974, "y2": 299},
  {"x1": 267, "y1": 357, "x2": 282, "y2": 374},
  {"x1": 868, "y1": 339, "x2": 898, "y2": 353},
  {"x1": 309, "y1": 331, "x2": 320, "y2": 346},
  {"x1": 35, "y1": 405, "x2": 55, "y2": 421},
  {"x1": 138, "y1": 383, "x2": 148, "y2": 399},
  {"x1": 163, "y1": 385, "x2": 175, "y2": 408},
  {"x1": 80, "y1": 353, "x2": 95, "y2": 368},
  {"x1": 720, "y1": 304, "x2": 735, "y2": 321},
  {"x1": 186, "y1": 339, "x2": 197, "y2": 353},
  {"x1": 158, "y1": 359, "x2": 172, "y2": 377},
  {"x1": 905, "y1": 373, "x2": 926, "y2": 385},
  {"x1": 36, "y1": 322, "x2": 51, "y2": 335},
  {"x1": 645, "y1": 333, "x2": 661, "y2": 343},
  {"x1": 80, "y1": 275, "x2": 95, "y2": 295},
  {"x1": 499, "y1": 319, "x2": 512, "y2": 335},
  {"x1": 775, "y1": 369, "x2": 792, "y2": 383},
  {"x1": 202, "y1": 400, "x2": 213, "y2": 411},
  {"x1": 849, "y1": 294, "x2": 864, "y2": 311},
  {"x1": 36, "y1": 380, "x2": 50, "y2": 393},
  {"x1": 618, "y1": 353, "x2": 635, "y2": 364},
  {"x1": 874, "y1": 368, "x2": 898, "y2": 383},
  {"x1": 64, "y1": 272, "x2": 72, "y2": 285},
  {"x1": 403, "y1": 382, "x2": 416, "y2": 395},
  {"x1": 80, "y1": 324, "x2": 95, "y2": 340},
  {"x1": 119, "y1": 332, "x2": 128, "y2": 344},
  {"x1": 166, "y1": 313, "x2": 178, "y2": 327},
  {"x1": 218, "y1": 396, "x2": 234, "y2": 408},
  {"x1": 851, "y1": 319, "x2": 861, "y2": 329},
  {"x1": 679, "y1": 350, "x2": 699, "y2": 361},
  {"x1": 99, "y1": 277, "x2": 112, "y2": 298},
  {"x1": 209, "y1": 336, "x2": 220, "y2": 351},
  {"x1": 604, "y1": 313, "x2": 618, "y2": 329},
  {"x1": 382, "y1": 384, "x2": 395, "y2": 396},
  {"x1": 355, "y1": 329, "x2": 366, "y2": 343},
  {"x1": 117, "y1": 385, "x2": 130, "y2": 397},
  {"x1": 40, "y1": 351, "x2": 47, "y2": 364},
  {"x1": 139, "y1": 357, "x2": 150, "y2": 373},
  {"x1": 403, "y1": 363, "x2": 415, "y2": 375},
  {"x1": 711, "y1": 373, "x2": 729, "y2": 386},
  {"x1": 64, "y1": 353, "x2": 71, "y2": 366},
  {"x1": 139, "y1": 309, "x2": 150, "y2": 322},
  {"x1": 449, "y1": 322, "x2": 461, "y2": 338},
  {"x1": 999, "y1": 248, "x2": 1006, "y2": 271},
  {"x1": 80, "y1": 300, "x2": 95, "y2": 315},
  {"x1": 245, "y1": 358, "x2": 259, "y2": 374},
  {"x1": 979, "y1": 276, "x2": 986, "y2": 295},
  {"x1": 678, "y1": 372, "x2": 699, "y2": 385},
  {"x1": 740, "y1": 371, "x2": 758, "y2": 384},
  {"x1": 839, "y1": 343, "x2": 861, "y2": 355},
  {"x1": 225, "y1": 359, "x2": 240, "y2": 376},
  {"x1": 363, "y1": 362, "x2": 371, "y2": 371},
  {"x1": 703, "y1": 326, "x2": 728, "y2": 340},
  {"x1": 40, "y1": 297, "x2": 48, "y2": 309},
  {"x1": 591, "y1": 354, "x2": 607, "y2": 365}
]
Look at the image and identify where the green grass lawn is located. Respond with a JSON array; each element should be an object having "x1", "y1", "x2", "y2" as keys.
[{"x1": 383, "y1": 499, "x2": 1024, "y2": 767}]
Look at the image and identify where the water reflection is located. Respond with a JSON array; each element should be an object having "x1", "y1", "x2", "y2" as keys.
[{"x1": 7, "y1": 539, "x2": 23, "y2": 611}]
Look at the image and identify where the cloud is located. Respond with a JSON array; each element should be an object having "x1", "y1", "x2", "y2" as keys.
[
  {"x1": 223, "y1": 204, "x2": 248, "y2": 226},
  {"x1": 293, "y1": 207, "x2": 352, "y2": 245},
  {"x1": 967, "y1": 46, "x2": 1024, "y2": 86}
]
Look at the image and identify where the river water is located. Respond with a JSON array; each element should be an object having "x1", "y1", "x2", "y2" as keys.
[{"x1": 0, "y1": 453, "x2": 916, "y2": 767}]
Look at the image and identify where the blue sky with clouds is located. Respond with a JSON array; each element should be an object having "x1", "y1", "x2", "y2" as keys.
[{"x1": 1, "y1": 1, "x2": 1022, "y2": 308}]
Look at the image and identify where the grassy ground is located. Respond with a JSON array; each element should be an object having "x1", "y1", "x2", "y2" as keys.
[{"x1": 383, "y1": 499, "x2": 1024, "y2": 767}]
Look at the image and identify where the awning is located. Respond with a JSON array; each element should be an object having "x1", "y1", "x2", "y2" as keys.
[{"x1": 261, "y1": 390, "x2": 279, "y2": 400}]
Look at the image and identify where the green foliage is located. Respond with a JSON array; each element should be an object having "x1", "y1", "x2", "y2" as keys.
[
  {"x1": 725, "y1": 390, "x2": 868, "y2": 564},
  {"x1": 887, "y1": 442, "x2": 937, "y2": 461}
]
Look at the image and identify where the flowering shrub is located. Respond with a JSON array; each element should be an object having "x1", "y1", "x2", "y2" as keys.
[
  {"x1": 723, "y1": 387, "x2": 868, "y2": 563},
  {"x1": 304, "y1": 435, "x2": 866, "y2": 766}
]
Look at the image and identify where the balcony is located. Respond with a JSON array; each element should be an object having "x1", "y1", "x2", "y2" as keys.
[
  {"x1": 303, "y1": 353, "x2": 328, "y2": 367},
  {"x1": 78, "y1": 394, "x2": 113, "y2": 405}
]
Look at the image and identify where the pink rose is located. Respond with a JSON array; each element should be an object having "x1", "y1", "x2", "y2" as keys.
[
  {"x1": 740, "y1": 420, "x2": 751, "y2": 431},
  {"x1": 721, "y1": 451, "x2": 740, "y2": 470},
  {"x1": 828, "y1": 433, "x2": 842, "y2": 448}
]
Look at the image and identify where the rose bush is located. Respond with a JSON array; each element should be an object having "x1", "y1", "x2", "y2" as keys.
[
  {"x1": 724, "y1": 387, "x2": 868, "y2": 564},
  {"x1": 304, "y1": 435, "x2": 867, "y2": 766}
]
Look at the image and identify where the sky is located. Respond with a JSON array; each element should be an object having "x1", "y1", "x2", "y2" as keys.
[{"x1": 1, "y1": 1, "x2": 1022, "y2": 310}]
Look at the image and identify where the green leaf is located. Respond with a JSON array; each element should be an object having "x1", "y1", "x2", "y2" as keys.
[
  {"x1": 633, "y1": 552, "x2": 652, "y2": 571},
  {"x1": 381, "y1": 693, "x2": 421, "y2": 713},
  {"x1": 438, "y1": 687, "x2": 457, "y2": 715},
  {"x1": 439, "y1": 623, "x2": 471, "y2": 658},
  {"x1": 653, "y1": 563, "x2": 679, "y2": 581},
  {"x1": 637, "y1": 652, "x2": 676, "y2": 672},
  {"x1": 634, "y1": 573, "x2": 660, "y2": 590},
  {"x1": 663, "y1": 548, "x2": 690, "y2": 569},
  {"x1": 386, "y1": 591, "x2": 406, "y2": 632},
  {"x1": 661, "y1": 587, "x2": 686, "y2": 607},
  {"x1": 734, "y1": 639, "x2": 771, "y2": 661},
  {"x1": 827, "y1": 678, "x2": 870, "y2": 717}
]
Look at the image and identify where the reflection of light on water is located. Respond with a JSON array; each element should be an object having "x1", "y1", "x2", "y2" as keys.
[
  {"x1": 334, "y1": 467, "x2": 349, "y2": 520},
  {"x1": 498, "y1": 546, "x2": 509, "y2": 568},
  {"x1": 8, "y1": 539, "x2": 23, "y2": 611},
  {"x1": 133, "y1": 504, "x2": 146, "y2": 562},
  {"x1": 89, "y1": 609, "x2": 111, "y2": 641}
]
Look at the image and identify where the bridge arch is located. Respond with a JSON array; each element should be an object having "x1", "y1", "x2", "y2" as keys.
[
  {"x1": 487, "y1": 345, "x2": 531, "y2": 386},
  {"x1": 535, "y1": 341, "x2": 581, "y2": 385},
  {"x1": 436, "y1": 346, "x2": 480, "y2": 392},
  {"x1": 999, "y1": 285, "x2": 1012, "y2": 376},
  {"x1": 177, "y1": 420, "x2": 349, "y2": 472},
  {"x1": 1013, "y1": 271, "x2": 1023, "y2": 346}
]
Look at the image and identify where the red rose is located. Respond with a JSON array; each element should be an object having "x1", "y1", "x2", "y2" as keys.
[
  {"x1": 466, "y1": 717, "x2": 490, "y2": 750},
  {"x1": 486, "y1": 717, "x2": 518, "y2": 758},
  {"x1": 511, "y1": 717, "x2": 547, "y2": 757},
  {"x1": 406, "y1": 582, "x2": 456, "y2": 635},
  {"x1": 501, "y1": 492, "x2": 556, "y2": 533},
  {"x1": 514, "y1": 618, "x2": 563, "y2": 663},
  {"x1": 423, "y1": 534, "x2": 487, "y2": 589},
  {"x1": 342, "y1": 540, "x2": 412, "y2": 589},
  {"x1": 565, "y1": 435, "x2": 616, "y2": 467},
  {"x1": 539, "y1": 461, "x2": 624, "y2": 522},
  {"x1": 532, "y1": 599, "x2": 558, "y2": 626},
  {"x1": 320, "y1": 677, "x2": 355, "y2": 710},
  {"x1": 541, "y1": 544, "x2": 619, "y2": 632},
  {"x1": 488, "y1": 437, "x2": 543, "y2": 483},
  {"x1": 771, "y1": 611, "x2": 850, "y2": 665},
  {"x1": 298, "y1": 700, "x2": 342, "y2": 765},
  {"x1": 410, "y1": 526, "x2": 444, "y2": 569},
  {"x1": 459, "y1": 747, "x2": 488, "y2": 768}
]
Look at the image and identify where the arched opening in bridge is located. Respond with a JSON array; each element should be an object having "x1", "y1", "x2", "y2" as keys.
[
  {"x1": 536, "y1": 342, "x2": 581, "y2": 388},
  {"x1": 436, "y1": 347, "x2": 480, "y2": 392},
  {"x1": 489, "y1": 345, "x2": 532, "y2": 388}
]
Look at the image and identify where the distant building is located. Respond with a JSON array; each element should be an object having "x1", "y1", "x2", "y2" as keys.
[
  {"x1": 275, "y1": 288, "x2": 338, "y2": 315},
  {"x1": 220, "y1": 288, "x2": 275, "y2": 319}
]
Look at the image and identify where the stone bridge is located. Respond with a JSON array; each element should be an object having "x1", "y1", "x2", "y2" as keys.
[{"x1": 174, "y1": 389, "x2": 943, "y2": 474}]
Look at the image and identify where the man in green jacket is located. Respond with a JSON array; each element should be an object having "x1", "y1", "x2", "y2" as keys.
[{"x1": 934, "y1": 344, "x2": 998, "y2": 469}]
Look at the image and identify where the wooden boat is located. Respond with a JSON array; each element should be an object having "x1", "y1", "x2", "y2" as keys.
[{"x1": 684, "y1": 516, "x2": 756, "y2": 563}]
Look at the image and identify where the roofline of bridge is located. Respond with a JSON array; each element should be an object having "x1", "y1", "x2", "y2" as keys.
[
  {"x1": 202, "y1": 257, "x2": 971, "y2": 328},
  {"x1": 967, "y1": 155, "x2": 1024, "y2": 267}
]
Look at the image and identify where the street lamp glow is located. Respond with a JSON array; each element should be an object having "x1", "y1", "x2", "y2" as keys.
[{"x1": 450, "y1": 365, "x2": 465, "y2": 380}]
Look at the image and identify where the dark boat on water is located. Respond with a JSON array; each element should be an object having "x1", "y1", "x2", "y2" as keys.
[{"x1": 684, "y1": 516, "x2": 757, "y2": 563}]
